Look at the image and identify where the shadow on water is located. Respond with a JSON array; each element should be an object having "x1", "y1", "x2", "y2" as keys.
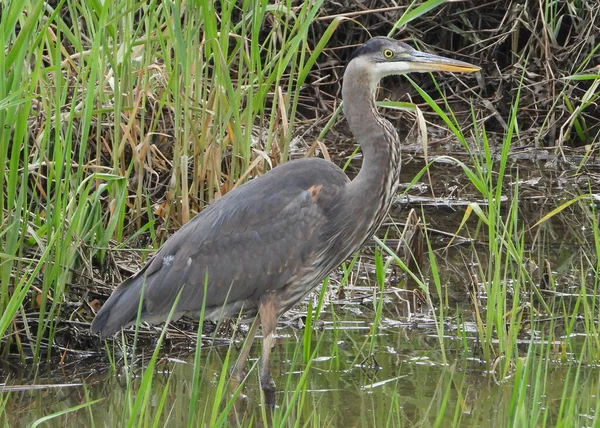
[{"x1": 2, "y1": 152, "x2": 600, "y2": 425}]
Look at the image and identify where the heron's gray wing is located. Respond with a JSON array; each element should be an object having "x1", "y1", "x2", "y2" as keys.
[
  {"x1": 142, "y1": 184, "x2": 330, "y2": 317},
  {"x1": 90, "y1": 158, "x2": 348, "y2": 337}
]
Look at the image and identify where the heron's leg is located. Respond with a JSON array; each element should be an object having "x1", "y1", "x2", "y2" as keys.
[
  {"x1": 232, "y1": 316, "x2": 260, "y2": 382},
  {"x1": 258, "y1": 294, "x2": 280, "y2": 393}
]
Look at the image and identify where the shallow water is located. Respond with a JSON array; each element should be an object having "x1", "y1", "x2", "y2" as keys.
[
  {"x1": 2, "y1": 152, "x2": 600, "y2": 426},
  {"x1": 2, "y1": 315, "x2": 598, "y2": 426}
]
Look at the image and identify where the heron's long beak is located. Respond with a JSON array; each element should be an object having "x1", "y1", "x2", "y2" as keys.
[{"x1": 407, "y1": 50, "x2": 480, "y2": 73}]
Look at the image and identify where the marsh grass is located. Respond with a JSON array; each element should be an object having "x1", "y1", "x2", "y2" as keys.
[{"x1": 2, "y1": 0, "x2": 600, "y2": 426}]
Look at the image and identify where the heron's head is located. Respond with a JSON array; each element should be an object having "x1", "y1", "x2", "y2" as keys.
[{"x1": 345, "y1": 37, "x2": 480, "y2": 91}]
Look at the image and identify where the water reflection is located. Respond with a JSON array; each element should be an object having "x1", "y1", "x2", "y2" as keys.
[{"x1": 2, "y1": 314, "x2": 598, "y2": 426}]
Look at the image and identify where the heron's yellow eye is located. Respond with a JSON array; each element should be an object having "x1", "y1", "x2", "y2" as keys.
[{"x1": 383, "y1": 49, "x2": 394, "y2": 58}]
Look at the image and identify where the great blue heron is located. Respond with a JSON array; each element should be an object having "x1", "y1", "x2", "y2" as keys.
[{"x1": 91, "y1": 37, "x2": 479, "y2": 394}]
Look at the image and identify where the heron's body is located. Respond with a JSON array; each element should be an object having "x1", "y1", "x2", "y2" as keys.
[
  {"x1": 91, "y1": 37, "x2": 478, "y2": 396},
  {"x1": 92, "y1": 156, "x2": 375, "y2": 331}
]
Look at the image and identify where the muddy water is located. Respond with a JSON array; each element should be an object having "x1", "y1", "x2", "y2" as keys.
[{"x1": 2, "y1": 153, "x2": 600, "y2": 426}]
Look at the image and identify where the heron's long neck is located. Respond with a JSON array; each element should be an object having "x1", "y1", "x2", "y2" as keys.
[{"x1": 342, "y1": 69, "x2": 401, "y2": 238}]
